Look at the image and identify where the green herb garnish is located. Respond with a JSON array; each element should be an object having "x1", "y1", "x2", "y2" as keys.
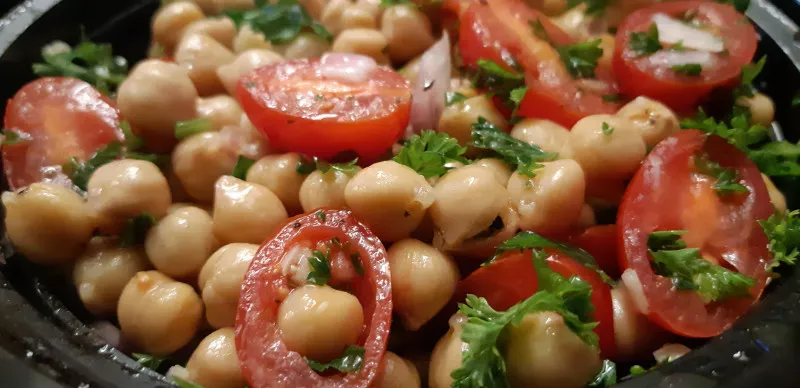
[{"x1": 393, "y1": 130, "x2": 470, "y2": 178}]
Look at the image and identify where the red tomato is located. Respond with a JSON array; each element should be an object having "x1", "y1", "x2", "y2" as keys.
[
  {"x1": 457, "y1": 0, "x2": 619, "y2": 127},
  {"x1": 617, "y1": 130, "x2": 772, "y2": 338},
  {"x1": 2, "y1": 77, "x2": 124, "y2": 189},
  {"x1": 457, "y1": 250, "x2": 616, "y2": 358},
  {"x1": 568, "y1": 225, "x2": 621, "y2": 279},
  {"x1": 237, "y1": 58, "x2": 411, "y2": 161},
  {"x1": 235, "y1": 209, "x2": 392, "y2": 388},
  {"x1": 613, "y1": 1, "x2": 758, "y2": 112}
]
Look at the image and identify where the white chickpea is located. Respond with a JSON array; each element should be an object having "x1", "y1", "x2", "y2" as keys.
[
  {"x1": 388, "y1": 239, "x2": 459, "y2": 330},
  {"x1": 738, "y1": 92, "x2": 776, "y2": 127},
  {"x1": 217, "y1": 49, "x2": 284, "y2": 95},
  {"x1": 279, "y1": 32, "x2": 331, "y2": 59},
  {"x1": 505, "y1": 312, "x2": 602, "y2": 388},
  {"x1": 438, "y1": 95, "x2": 507, "y2": 150},
  {"x1": 191, "y1": 0, "x2": 255, "y2": 14},
  {"x1": 175, "y1": 33, "x2": 236, "y2": 96},
  {"x1": 246, "y1": 153, "x2": 306, "y2": 215},
  {"x1": 213, "y1": 176, "x2": 288, "y2": 245},
  {"x1": 611, "y1": 284, "x2": 666, "y2": 361},
  {"x1": 299, "y1": 168, "x2": 359, "y2": 212},
  {"x1": 344, "y1": 161, "x2": 434, "y2": 242},
  {"x1": 232, "y1": 24, "x2": 271, "y2": 53},
  {"x1": 117, "y1": 60, "x2": 198, "y2": 152},
  {"x1": 597, "y1": 33, "x2": 615, "y2": 69},
  {"x1": 182, "y1": 17, "x2": 237, "y2": 49},
  {"x1": 277, "y1": 285, "x2": 364, "y2": 362},
  {"x1": 197, "y1": 95, "x2": 244, "y2": 131},
  {"x1": 118, "y1": 271, "x2": 202, "y2": 355},
  {"x1": 332, "y1": 28, "x2": 389, "y2": 64},
  {"x1": 321, "y1": 0, "x2": 376, "y2": 35},
  {"x1": 152, "y1": 1, "x2": 205, "y2": 54},
  {"x1": 377, "y1": 352, "x2": 422, "y2": 388},
  {"x1": 185, "y1": 328, "x2": 246, "y2": 388},
  {"x1": 472, "y1": 158, "x2": 512, "y2": 185},
  {"x1": 446, "y1": 205, "x2": 520, "y2": 260},
  {"x1": 2, "y1": 183, "x2": 93, "y2": 265},
  {"x1": 145, "y1": 206, "x2": 219, "y2": 279},
  {"x1": 762, "y1": 173, "x2": 787, "y2": 213},
  {"x1": 172, "y1": 131, "x2": 240, "y2": 202},
  {"x1": 507, "y1": 160, "x2": 586, "y2": 234},
  {"x1": 86, "y1": 159, "x2": 172, "y2": 234},
  {"x1": 570, "y1": 114, "x2": 647, "y2": 181},
  {"x1": 616, "y1": 96, "x2": 680, "y2": 148},
  {"x1": 198, "y1": 243, "x2": 257, "y2": 328},
  {"x1": 510, "y1": 118, "x2": 573, "y2": 159},
  {"x1": 73, "y1": 238, "x2": 150, "y2": 316},
  {"x1": 429, "y1": 314, "x2": 466, "y2": 388},
  {"x1": 356, "y1": 0, "x2": 384, "y2": 20},
  {"x1": 380, "y1": 5, "x2": 435, "y2": 63}
]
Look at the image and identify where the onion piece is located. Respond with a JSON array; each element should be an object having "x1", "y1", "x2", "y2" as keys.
[
  {"x1": 318, "y1": 53, "x2": 378, "y2": 84},
  {"x1": 653, "y1": 343, "x2": 691, "y2": 363},
  {"x1": 90, "y1": 321, "x2": 124, "y2": 349},
  {"x1": 408, "y1": 32, "x2": 451, "y2": 139},
  {"x1": 621, "y1": 268, "x2": 650, "y2": 315},
  {"x1": 648, "y1": 50, "x2": 715, "y2": 68},
  {"x1": 652, "y1": 13, "x2": 725, "y2": 53}
]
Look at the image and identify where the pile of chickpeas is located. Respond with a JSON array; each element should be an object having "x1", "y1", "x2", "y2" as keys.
[{"x1": 1, "y1": 0, "x2": 788, "y2": 388}]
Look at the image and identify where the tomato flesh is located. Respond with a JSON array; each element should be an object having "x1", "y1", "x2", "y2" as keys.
[{"x1": 568, "y1": 225, "x2": 621, "y2": 279}]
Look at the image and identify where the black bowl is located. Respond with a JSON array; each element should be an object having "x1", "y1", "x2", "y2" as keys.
[{"x1": 2, "y1": 0, "x2": 800, "y2": 387}]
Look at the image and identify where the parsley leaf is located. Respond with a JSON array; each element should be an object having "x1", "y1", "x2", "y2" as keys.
[
  {"x1": 306, "y1": 250, "x2": 332, "y2": 285},
  {"x1": 602, "y1": 94, "x2": 621, "y2": 102},
  {"x1": 648, "y1": 230, "x2": 687, "y2": 251},
  {"x1": 558, "y1": 39, "x2": 604, "y2": 79},
  {"x1": 472, "y1": 59, "x2": 526, "y2": 115},
  {"x1": 628, "y1": 24, "x2": 663, "y2": 57},
  {"x1": 306, "y1": 345, "x2": 365, "y2": 373},
  {"x1": 566, "y1": 0, "x2": 610, "y2": 14},
  {"x1": 471, "y1": 118, "x2": 557, "y2": 177},
  {"x1": 715, "y1": 0, "x2": 750, "y2": 13},
  {"x1": 749, "y1": 141, "x2": 800, "y2": 177},
  {"x1": 393, "y1": 130, "x2": 470, "y2": 178},
  {"x1": 174, "y1": 118, "x2": 212, "y2": 139},
  {"x1": 602, "y1": 122, "x2": 614, "y2": 136},
  {"x1": 63, "y1": 142, "x2": 124, "y2": 190},
  {"x1": 734, "y1": 56, "x2": 766, "y2": 99},
  {"x1": 680, "y1": 109, "x2": 768, "y2": 153},
  {"x1": 32, "y1": 38, "x2": 128, "y2": 95},
  {"x1": 672, "y1": 63, "x2": 702, "y2": 76},
  {"x1": 0, "y1": 129, "x2": 31, "y2": 146},
  {"x1": 588, "y1": 360, "x2": 617, "y2": 388},
  {"x1": 446, "y1": 91, "x2": 469, "y2": 106},
  {"x1": 226, "y1": 0, "x2": 332, "y2": 44},
  {"x1": 379, "y1": 0, "x2": 417, "y2": 7},
  {"x1": 315, "y1": 209, "x2": 327, "y2": 222},
  {"x1": 132, "y1": 353, "x2": 167, "y2": 370},
  {"x1": 759, "y1": 210, "x2": 800, "y2": 272},
  {"x1": 232, "y1": 156, "x2": 256, "y2": 180},
  {"x1": 792, "y1": 93, "x2": 800, "y2": 107},
  {"x1": 120, "y1": 121, "x2": 143, "y2": 150},
  {"x1": 694, "y1": 155, "x2": 749, "y2": 195},
  {"x1": 120, "y1": 213, "x2": 156, "y2": 248}
]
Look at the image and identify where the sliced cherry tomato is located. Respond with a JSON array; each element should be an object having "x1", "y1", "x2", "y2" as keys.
[
  {"x1": 237, "y1": 56, "x2": 411, "y2": 161},
  {"x1": 613, "y1": 1, "x2": 758, "y2": 112},
  {"x1": 235, "y1": 209, "x2": 392, "y2": 388},
  {"x1": 568, "y1": 225, "x2": 621, "y2": 279},
  {"x1": 457, "y1": 250, "x2": 616, "y2": 358},
  {"x1": 618, "y1": 130, "x2": 772, "y2": 338},
  {"x1": 2, "y1": 77, "x2": 124, "y2": 189}
]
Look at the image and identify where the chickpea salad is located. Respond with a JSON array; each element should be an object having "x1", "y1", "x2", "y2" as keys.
[{"x1": 2, "y1": 0, "x2": 800, "y2": 387}]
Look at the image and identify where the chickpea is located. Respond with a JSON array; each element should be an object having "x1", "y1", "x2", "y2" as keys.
[
  {"x1": 198, "y1": 243, "x2": 257, "y2": 328},
  {"x1": 377, "y1": 352, "x2": 421, "y2": 388},
  {"x1": 2, "y1": 183, "x2": 93, "y2": 265},
  {"x1": 381, "y1": 5, "x2": 435, "y2": 64},
  {"x1": 332, "y1": 28, "x2": 389, "y2": 64},
  {"x1": 577, "y1": 203, "x2": 597, "y2": 228},
  {"x1": 246, "y1": 153, "x2": 306, "y2": 215},
  {"x1": 299, "y1": 169, "x2": 358, "y2": 212},
  {"x1": 117, "y1": 60, "x2": 198, "y2": 152},
  {"x1": 653, "y1": 343, "x2": 691, "y2": 364},
  {"x1": 738, "y1": 92, "x2": 775, "y2": 127},
  {"x1": 73, "y1": 238, "x2": 150, "y2": 316},
  {"x1": 299, "y1": 0, "x2": 326, "y2": 19},
  {"x1": 172, "y1": 131, "x2": 240, "y2": 202},
  {"x1": 191, "y1": 0, "x2": 255, "y2": 14},
  {"x1": 185, "y1": 328, "x2": 246, "y2": 388},
  {"x1": 597, "y1": 33, "x2": 615, "y2": 69},
  {"x1": 570, "y1": 114, "x2": 647, "y2": 180},
  {"x1": 280, "y1": 32, "x2": 332, "y2": 59},
  {"x1": 222, "y1": 123, "x2": 271, "y2": 159},
  {"x1": 197, "y1": 95, "x2": 244, "y2": 131},
  {"x1": 388, "y1": 239, "x2": 459, "y2": 330},
  {"x1": 213, "y1": 176, "x2": 288, "y2": 245},
  {"x1": 356, "y1": 0, "x2": 383, "y2": 20},
  {"x1": 232, "y1": 24, "x2": 271, "y2": 53},
  {"x1": 507, "y1": 160, "x2": 586, "y2": 234},
  {"x1": 505, "y1": 312, "x2": 602, "y2": 388},
  {"x1": 118, "y1": 271, "x2": 202, "y2": 355},
  {"x1": 445, "y1": 205, "x2": 520, "y2": 260},
  {"x1": 429, "y1": 315, "x2": 466, "y2": 388},
  {"x1": 86, "y1": 159, "x2": 171, "y2": 234},
  {"x1": 616, "y1": 96, "x2": 679, "y2": 148},
  {"x1": 175, "y1": 33, "x2": 236, "y2": 96},
  {"x1": 472, "y1": 158, "x2": 512, "y2": 185},
  {"x1": 277, "y1": 285, "x2": 364, "y2": 362},
  {"x1": 438, "y1": 95, "x2": 507, "y2": 150},
  {"x1": 145, "y1": 206, "x2": 219, "y2": 279},
  {"x1": 510, "y1": 118, "x2": 573, "y2": 159},
  {"x1": 321, "y1": 0, "x2": 376, "y2": 35},
  {"x1": 182, "y1": 17, "x2": 237, "y2": 49},
  {"x1": 217, "y1": 49, "x2": 284, "y2": 95},
  {"x1": 152, "y1": 1, "x2": 205, "y2": 54},
  {"x1": 762, "y1": 173, "x2": 787, "y2": 213},
  {"x1": 612, "y1": 284, "x2": 666, "y2": 361}
]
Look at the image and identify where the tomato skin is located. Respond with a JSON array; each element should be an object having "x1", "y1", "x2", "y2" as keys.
[
  {"x1": 235, "y1": 209, "x2": 392, "y2": 388},
  {"x1": 613, "y1": 1, "x2": 758, "y2": 113},
  {"x1": 2, "y1": 77, "x2": 124, "y2": 189},
  {"x1": 237, "y1": 59, "x2": 411, "y2": 161},
  {"x1": 618, "y1": 130, "x2": 773, "y2": 338},
  {"x1": 568, "y1": 225, "x2": 621, "y2": 279}
]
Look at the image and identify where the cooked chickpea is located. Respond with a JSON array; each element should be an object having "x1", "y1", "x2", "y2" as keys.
[
  {"x1": 2, "y1": 183, "x2": 93, "y2": 265},
  {"x1": 175, "y1": 33, "x2": 236, "y2": 96},
  {"x1": 597, "y1": 33, "x2": 615, "y2": 69},
  {"x1": 118, "y1": 271, "x2": 202, "y2": 355},
  {"x1": 86, "y1": 159, "x2": 171, "y2": 234},
  {"x1": 277, "y1": 285, "x2": 364, "y2": 362},
  {"x1": 145, "y1": 206, "x2": 219, "y2": 279},
  {"x1": 472, "y1": 158, "x2": 512, "y2": 185},
  {"x1": 611, "y1": 283, "x2": 666, "y2": 361},
  {"x1": 232, "y1": 24, "x2": 271, "y2": 53},
  {"x1": 446, "y1": 205, "x2": 520, "y2": 260},
  {"x1": 185, "y1": 328, "x2": 245, "y2": 388},
  {"x1": 762, "y1": 173, "x2": 787, "y2": 213},
  {"x1": 191, "y1": 0, "x2": 255, "y2": 14},
  {"x1": 182, "y1": 17, "x2": 237, "y2": 49},
  {"x1": 321, "y1": 0, "x2": 377, "y2": 35},
  {"x1": 280, "y1": 32, "x2": 331, "y2": 59},
  {"x1": 616, "y1": 96, "x2": 679, "y2": 148},
  {"x1": 246, "y1": 153, "x2": 306, "y2": 215},
  {"x1": 378, "y1": 352, "x2": 422, "y2": 388},
  {"x1": 198, "y1": 243, "x2": 257, "y2": 328},
  {"x1": 429, "y1": 315, "x2": 466, "y2": 388},
  {"x1": 738, "y1": 92, "x2": 776, "y2": 127},
  {"x1": 197, "y1": 95, "x2": 244, "y2": 131},
  {"x1": 381, "y1": 5, "x2": 435, "y2": 63},
  {"x1": 510, "y1": 118, "x2": 573, "y2": 159},
  {"x1": 152, "y1": 1, "x2": 205, "y2": 54},
  {"x1": 332, "y1": 28, "x2": 389, "y2": 64},
  {"x1": 117, "y1": 60, "x2": 198, "y2": 152},
  {"x1": 73, "y1": 238, "x2": 149, "y2": 316},
  {"x1": 388, "y1": 239, "x2": 459, "y2": 330},
  {"x1": 505, "y1": 312, "x2": 602, "y2": 388},
  {"x1": 299, "y1": 169, "x2": 358, "y2": 212},
  {"x1": 217, "y1": 49, "x2": 283, "y2": 95},
  {"x1": 570, "y1": 114, "x2": 647, "y2": 180},
  {"x1": 507, "y1": 160, "x2": 586, "y2": 234},
  {"x1": 172, "y1": 131, "x2": 240, "y2": 202},
  {"x1": 213, "y1": 176, "x2": 288, "y2": 245},
  {"x1": 438, "y1": 95, "x2": 507, "y2": 150}
]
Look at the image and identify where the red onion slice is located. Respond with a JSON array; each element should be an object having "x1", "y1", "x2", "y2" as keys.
[
  {"x1": 318, "y1": 53, "x2": 378, "y2": 84},
  {"x1": 407, "y1": 32, "x2": 451, "y2": 139},
  {"x1": 90, "y1": 321, "x2": 125, "y2": 350},
  {"x1": 621, "y1": 268, "x2": 650, "y2": 315},
  {"x1": 652, "y1": 13, "x2": 724, "y2": 53}
]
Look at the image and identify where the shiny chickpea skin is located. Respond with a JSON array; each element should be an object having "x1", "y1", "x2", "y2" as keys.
[
  {"x1": 738, "y1": 92, "x2": 776, "y2": 127},
  {"x1": 172, "y1": 131, "x2": 241, "y2": 202},
  {"x1": 277, "y1": 285, "x2": 364, "y2": 362},
  {"x1": 388, "y1": 239, "x2": 459, "y2": 330},
  {"x1": 616, "y1": 96, "x2": 680, "y2": 148},
  {"x1": 217, "y1": 49, "x2": 283, "y2": 95},
  {"x1": 118, "y1": 271, "x2": 202, "y2": 355},
  {"x1": 472, "y1": 158, "x2": 512, "y2": 185},
  {"x1": 1, "y1": 183, "x2": 94, "y2": 265},
  {"x1": 381, "y1": 5, "x2": 436, "y2": 64},
  {"x1": 511, "y1": 118, "x2": 573, "y2": 159},
  {"x1": 175, "y1": 33, "x2": 236, "y2": 96},
  {"x1": 278, "y1": 32, "x2": 332, "y2": 60},
  {"x1": 429, "y1": 314, "x2": 466, "y2": 388},
  {"x1": 182, "y1": 17, "x2": 237, "y2": 49},
  {"x1": 507, "y1": 160, "x2": 586, "y2": 234},
  {"x1": 196, "y1": 95, "x2": 244, "y2": 131},
  {"x1": 185, "y1": 328, "x2": 246, "y2": 388},
  {"x1": 377, "y1": 352, "x2": 422, "y2": 388},
  {"x1": 612, "y1": 284, "x2": 667, "y2": 361},
  {"x1": 505, "y1": 312, "x2": 602, "y2": 388},
  {"x1": 299, "y1": 168, "x2": 359, "y2": 212},
  {"x1": 597, "y1": 33, "x2": 615, "y2": 69},
  {"x1": 87, "y1": 159, "x2": 172, "y2": 234},
  {"x1": 212, "y1": 176, "x2": 288, "y2": 245},
  {"x1": 73, "y1": 238, "x2": 150, "y2": 316},
  {"x1": 191, "y1": 0, "x2": 255, "y2": 14},
  {"x1": 145, "y1": 206, "x2": 219, "y2": 279},
  {"x1": 569, "y1": 114, "x2": 647, "y2": 181},
  {"x1": 446, "y1": 205, "x2": 520, "y2": 260},
  {"x1": 232, "y1": 24, "x2": 271, "y2": 53},
  {"x1": 117, "y1": 60, "x2": 198, "y2": 152},
  {"x1": 152, "y1": 1, "x2": 205, "y2": 54},
  {"x1": 321, "y1": 0, "x2": 369, "y2": 35},
  {"x1": 762, "y1": 173, "x2": 787, "y2": 213},
  {"x1": 438, "y1": 95, "x2": 507, "y2": 151},
  {"x1": 198, "y1": 243, "x2": 257, "y2": 328},
  {"x1": 332, "y1": 28, "x2": 390, "y2": 64},
  {"x1": 246, "y1": 153, "x2": 306, "y2": 215}
]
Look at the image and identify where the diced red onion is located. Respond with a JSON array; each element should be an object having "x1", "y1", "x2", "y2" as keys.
[
  {"x1": 407, "y1": 32, "x2": 451, "y2": 139},
  {"x1": 318, "y1": 53, "x2": 378, "y2": 84},
  {"x1": 652, "y1": 13, "x2": 724, "y2": 53},
  {"x1": 90, "y1": 321, "x2": 124, "y2": 349},
  {"x1": 653, "y1": 343, "x2": 691, "y2": 363},
  {"x1": 621, "y1": 268, "x2": 650, "y2": 315},
  {"x1": 648, "y1": 50, "x2": 715, "y2": 68}
]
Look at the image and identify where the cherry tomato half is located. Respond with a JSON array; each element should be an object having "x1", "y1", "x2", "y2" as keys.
[
  {"x1": 618, "y1": 130, "x2": 772, "y2": 338},
  {"x1": 237, "y1": 56, "x2": 411, "y2": 161},
  {"x1": 568, "y1": 225, "x2": 621, "y2": 279},
  {"x1": 613, "y1": 1, "x2": 758, "y2": 112},
  {"x1": 235, "y1": 209, "x2": 392, "y2": 388},
  {"x1": 2, "y1": 77, "x2": 124, "y2": 189}
]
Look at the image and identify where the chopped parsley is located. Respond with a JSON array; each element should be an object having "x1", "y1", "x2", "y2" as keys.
[
  {"x1": 393, "y1": 130, "x2": 470, "y2": 178},
  {"x1": 232, "y1": 156, "x2": 256, "y2": 180},
  {"x1": 602, "y1": 94, "x2": 621, "y2": 103},
  {"x1": 471, "y1": 118, "x2": 557, "y2": 177},
  {"x1": 445, "y1": 91, "x2": 469, "y2": 106},
  {"x1": 120, "y1": 121, "x2": 143, "y2": 151},
  {"x1": 749, "y1": 141, "x2": 800, "y2": 177},
  {"x1": 306, "y1": 345, "x2": 365, "y2": 373},
  {"x1": 0, "y1": 129, "x2": 30, "y2": 146},
  {"x1": 306, "y1": 250, "x2": 332, "y2": 285},
  {"x1": 759, "y1": 210, "x2": 800, "y2": 273},
  {"x1": 558, "y1": 39, "x2": 604, "y2": 79},
  {"x1": 694, "y1": 155, "x2": 748, "y2": 195},
  {"x1": 628, "y1": 24, "x2": 663, "y2": 57},
  {"x1": 602, "y1": 122, "x2": 614, "y2": 136},
  {"x1": 379, "y1": 0, "x2": 417, "y2": 7},
  {"x1": 120, "y1": 213, "x2": 156, "y2": 247},
  {"x1": 680, "y1": 109, "x2": 768, "y2": 153},
  {"x1": 132, "y1": 353, "x2": 167, "y2": 370},
  {"x1": 672, "y1": 63, "x2": 703, "y2": 76},
  {"x1": 734, "y1": 56, "x2": 766, "y2": 100},
  {"x1": 226, "y1": 0, "x2": 332, "y2": 44},
  {"x1": 33, "y1": 37, "x2": 128, "y2": 95},
  {"x1": 471, "y1": 59, "x2": 527, "y2": 119},
  {"x1": 315, "y1": 210, "x2": 327, "y2": 222},
  {"x1": 174, "y1": 118, "x2": 212, "y2": 140},
  {"x1": 63, "y1": 143, "x2": 125, "y2": 191}
]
